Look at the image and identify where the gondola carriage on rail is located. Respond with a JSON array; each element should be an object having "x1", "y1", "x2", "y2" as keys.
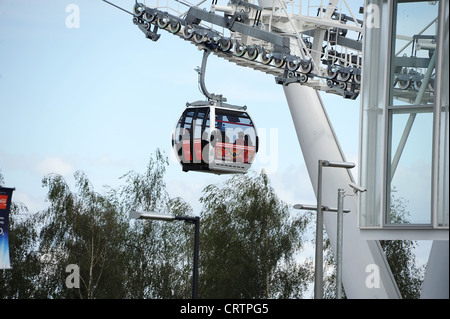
[{"x1": 172, "y1": 100, "x2": 259, "y2": 174}]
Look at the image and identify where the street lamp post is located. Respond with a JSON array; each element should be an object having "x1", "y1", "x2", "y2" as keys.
[
  {"x1": 336, "y1": 188, "x2": 345, "y2": 299},
  {"x1": 130, "y1": 211, "x2": 200, "y2": 299},
  {"x1": 296, "y1": 181, "x2": 368, "y2": 299},
  {"x1": 335, "y1": 183, "x2": 366, "y2": 299},
  {"x1": 177, "y1": 215, "x2": 200, "y2": 300},
  {"x1": 294, "y1": 204, "x2": 350, "y2": 299},
  {"x1": 299, "y1": 160, "x2": 355, "y2": 299}
]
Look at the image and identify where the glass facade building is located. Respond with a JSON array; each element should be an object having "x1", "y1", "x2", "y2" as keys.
[{"x1": 360, "y1": 0, "x2": 448, "y2": 235}]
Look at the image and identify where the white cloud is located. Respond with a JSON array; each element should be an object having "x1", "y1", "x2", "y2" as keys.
[
  {"x1": 267, "y1": 163, "x2": 316, "y2": 206},
  {"x1": 165, "y1": 160, "x2": 225, "y2": 213},
  {"x1": 12, "y1": 189, "x2": 47, "y2": 213},
  {"x1": 36, "y1": 156, "x2": 74, "y2": 177}
]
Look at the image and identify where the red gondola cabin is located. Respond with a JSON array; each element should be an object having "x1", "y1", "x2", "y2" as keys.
[{"x1": 172, "y1": 101, "x2": 258, "y2": 174}]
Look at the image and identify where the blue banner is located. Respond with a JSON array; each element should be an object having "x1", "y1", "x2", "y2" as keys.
[{"x1": 0, "y1": 187, "x2": 14, "y2": 269}]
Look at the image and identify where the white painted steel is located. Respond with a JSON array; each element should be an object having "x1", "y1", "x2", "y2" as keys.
[
  {"x1": 420, "y1": 241, "x2": 449, "y2": 299},
  {"x1": 283, "y1": 83, "x2": 401, "y2": 298}
]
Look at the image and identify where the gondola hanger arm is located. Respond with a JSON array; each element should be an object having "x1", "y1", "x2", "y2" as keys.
[{"x1": 196, "y1": 49, "x2": 227, "y2": 104}]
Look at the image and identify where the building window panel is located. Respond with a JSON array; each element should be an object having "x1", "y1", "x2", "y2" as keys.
[
  {"x1": 386, "y1": 110, "x2": 433, "y2": 225},
  {"x1": 389, "y1": 1, "x2": 439, "y2": 106},
  {"x1": 385, "y1": 0, "x2": 438, "y2": 226}
]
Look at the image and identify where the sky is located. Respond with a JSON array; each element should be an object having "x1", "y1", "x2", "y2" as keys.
[{"x1": 0, "y1": 0, "x2": 433, "y2": 296}]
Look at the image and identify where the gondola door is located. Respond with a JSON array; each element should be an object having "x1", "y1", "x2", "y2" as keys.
[
  {"x1": 193, "y1": 108, "x2": 208, "y2": 164},
  {"x1": 173, "y1": 107, "x2": 210, "y2": 172},
  {"x1": 209, "y1": 106, "x2": 257, "y2": 173},
  {"x1": 181, "y1": 109, "x2": 194, "y2": 163}
]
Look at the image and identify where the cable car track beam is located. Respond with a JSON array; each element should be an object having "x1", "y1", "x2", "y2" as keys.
[
  {"x1": 121, "y1": 1, "x2": 364, "y2": 99},
  {"x1": 184, "y1": 6, "x2": 291, "y2": 54}
]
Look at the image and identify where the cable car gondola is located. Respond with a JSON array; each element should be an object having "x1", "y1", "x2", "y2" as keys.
[
  {"x1": 172, "y1": 100, "x2": 258, "y2": 174},
  {"x1": 171, "y1": 48, "x2": 258, "y2": 174}
]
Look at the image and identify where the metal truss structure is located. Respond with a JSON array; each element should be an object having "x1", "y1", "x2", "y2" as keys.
[{"x1": 129, "y1": 0, "x2": 364, "y2": 99}]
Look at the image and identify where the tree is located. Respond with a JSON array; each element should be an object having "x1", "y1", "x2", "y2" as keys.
[
  {"x1": 3, "y1": 157, "x2": 316, "y2": 299},
  {"x1": 380, "y1": 188, "x2": 425, "y2": 299},
  {"x1": 199, "y1": 171, "x2": 313, "y2": 298},
  {"x1": 117, "y1": 148, "x2": 169, "y2": 214},
  {"x1": 37, "y1": 170, "x2": 129, "y2": 298},
  {"x1": 123, "y1": 197, "x2": 194, "y2": 299},
  {"x1": 2, "y1": 150, "x2": 197, "y2": 299},
  {"x1": 116, "y1": 149, "x2": 194, "y2": 298},
  {"x1": 32, "y1": 149, "x2": 192, "y2": 299}
]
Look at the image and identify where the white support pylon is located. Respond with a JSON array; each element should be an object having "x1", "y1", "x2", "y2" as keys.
[{"x1": 283, "y1": 83, "x2": 401, "y2": 298}]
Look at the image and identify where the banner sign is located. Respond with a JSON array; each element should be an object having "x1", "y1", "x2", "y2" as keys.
[{"x1": 0, "y1": 187, "x2": 14, "y2": 269}]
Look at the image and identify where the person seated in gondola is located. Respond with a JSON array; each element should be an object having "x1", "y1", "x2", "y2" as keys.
[
  {"x1": 181, "y1": 128, "x2": 192, "y2": 162},
  {"x1": 235, "y1": 131, "x2": 246, "y2": 146},
  {"x1": 182, "y1": 128, "x2": 191, "y2": 140},
  {"x1": 232, "y1": 131, "x2": 246, "y2": 163}
]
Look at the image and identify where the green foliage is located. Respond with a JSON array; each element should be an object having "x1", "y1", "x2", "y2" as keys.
[
  {"x1": 199, "y1": 171, "x2": 313, "y2": 298},
  {"x1": 37, "y1": 170, "x2": 130, "y2": 298},
  {"x1": 124, "y1": 196, "x2": 194, "y2": 299},
  {"x1": 118, "y1": 148, "x2": 169, "y2": 213},
  {"x1": 0, "y1": 150, "x2": 191, "y2": 299},
  {"x1": 380, "y1": 239, "x2": 424, "y2": 299},
  {"x1": 3, "y1": 159, "x2": 315, "y2": 298},
  {"x1": 380, "y1": 188, "x2": 425, "y2": 299},
  {"x1": 1, "y1": 158, "x2": 425, "y2": 299}
]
